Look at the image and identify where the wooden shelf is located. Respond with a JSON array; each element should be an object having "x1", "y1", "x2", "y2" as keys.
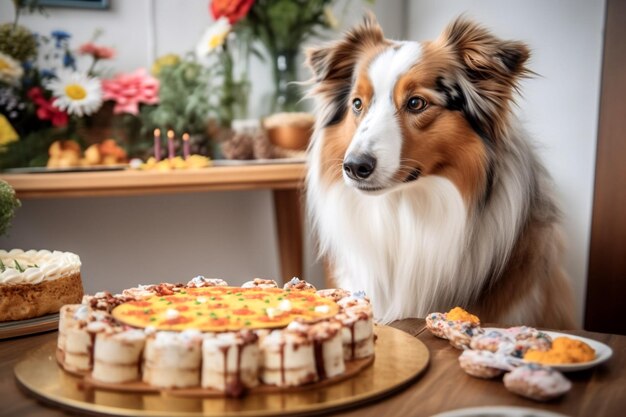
[{"x1": 0, "y1": 163, "x2": 306, "y2": 199}]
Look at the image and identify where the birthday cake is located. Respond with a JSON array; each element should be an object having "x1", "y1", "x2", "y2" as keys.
[
  {"x1": 57, "y1": 277, "x2": 375, "y2": 396},
  {"x1": 0, "y1": 249, "x2": 83, "y2": 322}
]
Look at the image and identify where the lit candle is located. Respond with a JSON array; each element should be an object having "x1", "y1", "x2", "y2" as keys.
[
  {"x1": 167, "y1": 129, "x2": 175, "y2": 160},
  {"x1": 153, "y1": 128, "x2": 161, "y2": 162},
  {"x1": 182, "y1": 133, "x2": 190, "y2": 160}
]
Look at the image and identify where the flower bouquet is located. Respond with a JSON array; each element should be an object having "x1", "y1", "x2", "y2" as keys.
[{"x1": 0, "y1": 1, "x2": 125, "y2": 169}]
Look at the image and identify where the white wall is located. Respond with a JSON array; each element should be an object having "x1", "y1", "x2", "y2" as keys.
[
  {"x1": 0, "y1": 1, "x2": 605, "y2": 324},
  {"x1": 0, "y1": 0, "x2": 405, "y2": 292},
  {"x1": 406, "y1": 0, "x2": 606, "y2": 324}
]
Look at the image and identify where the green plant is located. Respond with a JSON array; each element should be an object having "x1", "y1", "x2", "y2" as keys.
[
  {"x1": 141, "y1": 57, "x2": 218, "y2": 135},
  {"x1": 0, "y1": 23, "x2": 37, "y2": 62},
  {"x1": 0, "y1": 180, "x2": 20, "y2": 236}
]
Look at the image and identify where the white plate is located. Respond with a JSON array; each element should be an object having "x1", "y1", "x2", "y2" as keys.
[
  {"x1": 484, "y1": 328, "x2": 613, "y2": 372},
  {"x1": 527, "y1": 331, "x2": 613, "y2": 372},
  {"x1": 431, "y1": 406, "x2": 570, "y2": 417}
]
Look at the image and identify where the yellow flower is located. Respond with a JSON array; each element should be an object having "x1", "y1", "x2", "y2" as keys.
[
  {"x1": 0, "y1": 114, "x2": 18, "y2": 146},
  {"x1": 151, "y1": 53, "x2": 181, "y2": 76},
  {"x1": 0, "y1": 52, "x2": 23, "y2": 86}
]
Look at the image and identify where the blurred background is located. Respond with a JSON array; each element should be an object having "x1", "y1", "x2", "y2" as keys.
[{"x1": 0, "y1": 0, "x2": 618, "y2": 331}]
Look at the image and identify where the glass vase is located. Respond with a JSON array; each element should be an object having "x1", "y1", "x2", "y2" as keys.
[
  {"x1": 270, "y1": 49, "x2": 302, "y2": 114},
  {"x1": 220, "y1": 31, "x2": 252, "y2": 125}
]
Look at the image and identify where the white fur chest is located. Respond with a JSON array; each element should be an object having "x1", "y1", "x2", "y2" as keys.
[{"x1": 308, "y1": 167, "x2": 469, "y2": 323}]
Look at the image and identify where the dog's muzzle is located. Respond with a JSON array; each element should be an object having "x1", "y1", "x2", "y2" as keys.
[{"x1": 343, "y1": 153, "x2": 377, "y2": 181}]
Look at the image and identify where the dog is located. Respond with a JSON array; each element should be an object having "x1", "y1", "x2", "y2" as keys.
[{"x1": 305, "y1": 15, "x2": 576, "y2": 328}]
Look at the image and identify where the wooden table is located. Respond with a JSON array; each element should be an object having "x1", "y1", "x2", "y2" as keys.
[
  {"x1": 1, "y1": 319, "x2": 623, "y2": 417},
  {"x1": 0, "y1": 164, "x2": 307, "y2": 283}
]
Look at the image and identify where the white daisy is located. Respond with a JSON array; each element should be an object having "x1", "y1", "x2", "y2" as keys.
[
  {"x1": 47, "y1": 71, "x2": 103, "y2": 117},
  {"x1": 196, "y1": 17, "x2": 232, "y2": 58},
  {"x1": 0, "y1": 52, "x2": 24, "y2": 86}
]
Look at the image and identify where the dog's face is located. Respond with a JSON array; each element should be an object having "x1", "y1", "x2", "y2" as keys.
[{"x1": 307, "y1": 16, "x2": 530, "y2": 201}]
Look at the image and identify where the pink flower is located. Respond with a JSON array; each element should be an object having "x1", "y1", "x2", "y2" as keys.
[
  {"x1": 27, "y1": 87, "x2": 69, "y2": 127},
  {"x1": 102, "y1": 68, "x2": 159, "y2": 115},
  {"x1": 78, "y1": 42, "x2": 116, "y2": 60}
]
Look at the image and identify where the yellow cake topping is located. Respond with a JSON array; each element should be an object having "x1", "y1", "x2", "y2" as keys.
[
  {"x1": 112, "y1": 286, "x2": 340, "y2": 332},
  {"x1": 524, "y1": 336, "x2": 595, "y2": 364},
  {"x1": 446, "y1": 307, "x2": 480, "y2": 325}
]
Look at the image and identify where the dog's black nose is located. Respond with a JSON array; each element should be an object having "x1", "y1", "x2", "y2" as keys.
[{"x1": 343, "y1": 154, "x2": 377, "y2": 180}]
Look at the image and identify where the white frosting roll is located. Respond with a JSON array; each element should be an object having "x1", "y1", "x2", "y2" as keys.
[
  {"x1": 260, "y1": 328, "x2": 317, "y2": 387},
  {"x1": 201, "y1": 331, "x2": 260, "y2": 394},
  {"x1": 92, "y1": 330, "x2": 146, "y2": 383},
  {"x1": 143, "y1": 330, "x2": 203, "y2": 388},
  {"x1": 336, "y1": 306, "x2": 375, "y2": 360},
  {"x1": 309, "y1": 321, "x2": 345, "y2": 379},
  {"x1": 63, "y1": 320, "x2": 111, "y2": 373},
  {"x1": 58, "y1": 304, "x2": 83, "y2": 353},
  {"x1": 0, "y1": 249, "x2": 81, "y2": 284}
]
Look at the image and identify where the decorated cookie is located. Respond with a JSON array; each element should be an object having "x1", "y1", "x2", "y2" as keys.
[
  {"x1": 470, "y1": 329, "x2": 515, "y2": 354},
  {"x1": 445, "y1": 321, "x2": 484, "y2": 349},
  {"x1": 505, "y1": 326, "x2": 552, "y2": 358},
  {"x1": 458, "y1": 349, "x2": 514, "y2": 379},
  {"x1": 426, "y1": 312, "x2": 449, "y2": 339},
  {"x1": 503, "y1": 364, "x2": 572, "y2": 401}
]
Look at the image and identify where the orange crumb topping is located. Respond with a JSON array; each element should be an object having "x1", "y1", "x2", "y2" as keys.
[
  {"x1": 524, "y1": 337, "x2": 595, "y2": 364},
  {"x1": 446, "y1": 307, "x2": 480, "y2": 325}
]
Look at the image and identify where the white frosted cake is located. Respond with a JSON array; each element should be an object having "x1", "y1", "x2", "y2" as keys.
[
  {"x1": 0, "y1": 249, "x2": 83, "y2": 322},
  {"x1": 57, "y1": 277, "x2": 375, "y2": 396}
]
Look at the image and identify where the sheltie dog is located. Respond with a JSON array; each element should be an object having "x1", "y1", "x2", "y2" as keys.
[{"x1": 305, "y1": 15, "x2": 576, "y2": 328}]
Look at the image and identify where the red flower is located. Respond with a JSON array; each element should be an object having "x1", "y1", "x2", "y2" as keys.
[
  {"x1": 78, "y1": 42, "x2": 116, "y2": 60},
  {"x1": 27, "y1": 87, "x2": 69, "y2": 127},
  {"x1": 210, "y1": 0, "x2": 254, "y2": 24}
]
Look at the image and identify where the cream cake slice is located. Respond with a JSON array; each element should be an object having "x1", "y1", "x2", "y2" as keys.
[
  {"x1": 92, "y1": 329, "x2": 146, "y2": 383},
  {"x1": 260, "y1": 325, "x2": 317, "y2": 387},
  {"x1": 308, "y1": 320, "x2": 346, "y2": 379},
  {"x1": 143, "y1": 330, "x2": 203, "y2": 388},
  {"x1": 201, "y1": 330, "x2": 260, "y2": 395},
  {"x1": 336, "y1": 296, "x2": 375, "y2": 360},
  {"x1": 63, "y1": 314, "x2": 112, "y2": 373},
  {"x1": 0, "y1": 249, "x2": 83, "y2": 322}
]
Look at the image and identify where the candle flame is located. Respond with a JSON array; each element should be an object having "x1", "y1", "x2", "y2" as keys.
[
  {"x1": 167, "y1": 130, "x2": 174, "y2": 139},
  {"x1": 154, "y1": 128, "x2": 160, "y2": 136},
  {"x1": 182, "y1": 133, "x2": 190, "y2": 141}
]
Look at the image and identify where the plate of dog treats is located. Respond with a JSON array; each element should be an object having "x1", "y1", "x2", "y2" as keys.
[
  {"x1": 425, "y1": 307, "x2": 613, "y2": 402},
  {"x1": 511, "y1": 330, "x2": 612, "y2": 372}
]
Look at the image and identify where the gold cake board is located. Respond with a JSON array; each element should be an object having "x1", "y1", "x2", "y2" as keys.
[{"x1": 14, "y1": 325, "x2": 429, "y2": 416}]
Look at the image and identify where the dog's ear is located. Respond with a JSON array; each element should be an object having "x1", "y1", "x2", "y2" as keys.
[
  {"x1": 439, "y1": 17, "x2": 531, "y2": 141},
  {"x1": 306, "y1": 13, "x2": 385, "y2": 126}
]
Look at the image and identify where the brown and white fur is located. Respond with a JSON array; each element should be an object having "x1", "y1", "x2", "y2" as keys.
[{"x1": 305, "y1": 15, "x2": 576, "y2": 328}]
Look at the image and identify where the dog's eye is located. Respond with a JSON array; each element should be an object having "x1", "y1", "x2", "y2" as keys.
[
  {"x1": 407, "y1": 96, "x2": 427, "y2": 113},
  {"x1": 352, "y1": 98, "x2": 363, "y2": 113}
]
